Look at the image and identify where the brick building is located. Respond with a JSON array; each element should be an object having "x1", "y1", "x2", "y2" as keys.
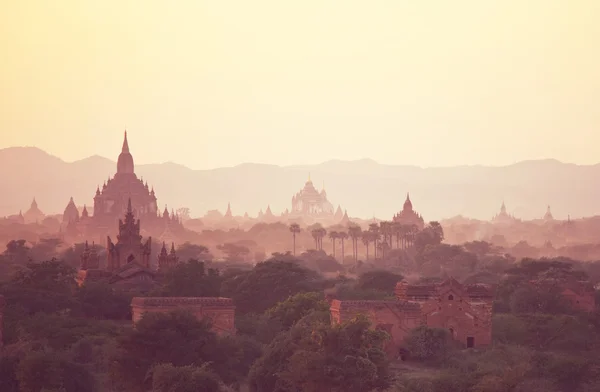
[
  {"x1": 131, "y1": 297, "x2": 236, "y2": 336},
  {"x1": 330, "y1": 278, "x2": 494, "y2": 355}
]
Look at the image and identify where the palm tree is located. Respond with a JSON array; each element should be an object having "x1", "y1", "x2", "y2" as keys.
[
  {"x1": 311, "y1": 228, "x2": 320, "y2": 250},
  {"x1": 380, "y1": 221, "x2": 392, "y2": 249},
  {"x1": 348, "y1": 225, "x2": 362, "y2": 262},
  {"x1": 289, "y1": 223, "x2": 301, "y2": 256},
  {"x1": 328, "y1": 230, "x2": 339, "y2": 258},
  {"x1": 368, "y1": 223, "x2": 380, "y2": 259},
  {"x1": 406, "y1": 224, "x2": 419, "y2": 248},
  {"x1": 377, "y1": 240, "x2": 390, "y2": 259},
  {"x1": 317, "y1": 227, "x2": 327, "y2": 251},
  {"x1": 338, "y1": 231, "x2": 348, "y2": 263},
  {"x1": 362, "y1": 232, "x2": 371, "y2": 261}
]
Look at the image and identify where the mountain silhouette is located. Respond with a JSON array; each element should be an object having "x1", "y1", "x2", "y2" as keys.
[{"x1": 1, "y1": 146, "x2": 598, "y2": 221}]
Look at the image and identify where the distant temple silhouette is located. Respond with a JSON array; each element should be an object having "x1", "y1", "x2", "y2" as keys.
[
  {"x1": 60, "y1": 132, "x2": 184, "y2": 242},
  {"x1": 492, "y1": 201, "x2": 519, "y2": 224},
  {"x1": 392, "y1": 193, "x2": 425, "y2": 229},
  {"x1": 283, "y1": 175, "x2": 346, "y2": 225}
]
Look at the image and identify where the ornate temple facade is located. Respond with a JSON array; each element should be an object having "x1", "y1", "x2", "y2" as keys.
[
  {"x1": 292, "y1": 176, "x2": 334, "y2": 215},
  {"x1": 285, "y1": 176, "x2": 347, "y2": 226},
  {"x1": 77, "y1": 198, "x2": 179, "y2": 292},
  {"x1": 392, "y1": 193, "x2": 425, "y2": 230},
  {"x1": 330, "y1": 278, "x2": 494, "y2": 356},
  {"x1": 61, "y1": 132, "x2": 183, "y2": 242},
  {"x1": 106, "y1": 198, "x2": 152, "y2": 271},
  {"x1": 131, "y1": 297, "x2": 236, "y2": 336}
]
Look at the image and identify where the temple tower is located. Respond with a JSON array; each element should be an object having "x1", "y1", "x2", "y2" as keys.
[{"x1": 106, "y1": 198, "x2": 152, "y2": 271}]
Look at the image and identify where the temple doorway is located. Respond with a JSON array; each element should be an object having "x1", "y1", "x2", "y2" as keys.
[{"x1": 467, "y1": 336, "x2": 474, "y2": 348}]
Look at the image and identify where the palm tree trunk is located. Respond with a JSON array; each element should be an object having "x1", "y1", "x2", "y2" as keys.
[
  {"x1": 366, "y1": 243, "x2": 369, "y2": 261},
  {"x1": 332, "y1": 239, "x2": 336, "y2": 258},
  {"x1": 341, "y1": 239, "x2": 345, "y2": 262},
  {"x1": 293, "y1": 233, "x2": 296, "y2": 256}
]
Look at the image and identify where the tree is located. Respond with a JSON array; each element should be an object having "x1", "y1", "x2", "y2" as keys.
[
  {"x1": 217, "y1": 243, "x2": 250, "y2": 262},
  {"x1": 403, "y1": 326, "x2": 455, "y2": 363},
  {"x1": 248, "y1": 314, "x2": 391, "y2": 392},
  {"x1": 17, "y1": 352, "x2": 95, "y2": 392},
  {"x1": 220, "y1": 258, "x2": 321, "y2": 314},
  {"x1": 362, "y1": 232, "x2": 371, "y2": 261},
  {"x1": 29, "y1": 238, "x2": 64, "y2": 262},
  {"x1": 3, "y1": 239, "x2": 30, "y2": 263},
  {"x1": 357, "y1": 270, "x2": 403, "y2": 293},
  {"x1": 368, "y1": 223, "x2": 380, "y2": 259},
  {"x1": 176, "y1": 207, "x2": 191, "y2": 221},
  {"x1": 11, "y1": 259, "x2": 76, "y2": 294},
  {"x1": 289, "y1": 223, "x2": 301, "y2": 256},
  {"x1": 176, "y1": 242, "x2": 213, "y2": 263},
  {"x1": 112, "y1": 310, "x2": 234, "y2": 392},
  {"x1": 76, "y1": 282, "x2": 132, "y2": 319},
  {"x1": 309, "y1": 225, "x2": 326, "y2": 251},
  {"x1": 266, "y1": 292, "x2": 330, "y2": 330},
  {"x1": 150, "y1": 363, "x2": 221, "y2": 392},
  {"x1": 347, "y1": 225, "x2": 362, "y2": 263},
  {"x1": 338, "y1": 231, "x2": 348, "y2": 263},
  {"x1": 328, "y1": 231, "x2": 339, "y2": 258},
  {"x1": 414, "y1": 221, "x2": 444, "y2": 255},
  {"x1": 160, "y1": 259, "x2": 221, "y2": 297}
]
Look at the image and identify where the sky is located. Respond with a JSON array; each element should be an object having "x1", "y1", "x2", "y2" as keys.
[{"x1": 0, "y1": 0, "x2": 599, "y2": 169}]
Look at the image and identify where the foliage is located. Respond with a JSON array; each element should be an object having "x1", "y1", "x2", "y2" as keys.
[
  {"x1": 217, "y1": 243, "x2": 251, "y2": 262},
  {"x1": 221, "y1": 258, "x2": 321, "y2": 314},
  {"x1": 357, "y1": 270, "x2": 403, "y2": 293},
  {"x1": 248, "y1": 315, "x2": 391, "y2": 392},
  {"x1": 11, "y1": 259, "x2": 76, "y2": 294},
  {"x1": 17, "y1": 351, "x2": 95, "y2": 392},
  {"x1": 402, "y1": 326, "x2": 456, "y2": 363},
  {"x1": 150, "y1": 363, "x2": 221, "y2": 392},
  {"x1": 76, "y1": 282, "x2": 132, "y2": 319},
  {"x1": 175, "y1": 242, "x2": 213, "y2": 263},
  {"x1": 266, "y1": 292, "x2": 330, "y2": 330},
  {"x1": 160, "y1": 259, "x2": 222, "y2": 297},
  {"x1": 112, "y1": 310, "x2": 247, "y2": 391}
]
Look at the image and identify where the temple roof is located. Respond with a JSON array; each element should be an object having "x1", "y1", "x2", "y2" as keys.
[{"x1": 117, "y1": 130, "x2": 135, "y2": 174}]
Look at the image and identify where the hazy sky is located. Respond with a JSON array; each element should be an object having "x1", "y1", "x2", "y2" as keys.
[{"x1": 1, "y1": 0, "x2": 599, "y2": 169}]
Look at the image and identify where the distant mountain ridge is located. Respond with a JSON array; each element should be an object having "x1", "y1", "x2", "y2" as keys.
[{"x1": 1, "y1": 146, "x2": 599, "y2": 221}]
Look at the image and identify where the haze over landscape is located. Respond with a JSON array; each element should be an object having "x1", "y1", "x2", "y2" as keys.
[
  {"x1": 1, "y1": 144, "x2": 600, "y2": 220},
  {"x1": 3, "y1": 2, "x2": 600, "y2": 392},
  {"x1": 1, "y1": 0, "x2": 599, "y2": 169}
]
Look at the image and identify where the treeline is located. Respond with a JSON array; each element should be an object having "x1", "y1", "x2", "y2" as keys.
[{"x1": 2, "y1": 245, "x2": 600, "y2": 390}]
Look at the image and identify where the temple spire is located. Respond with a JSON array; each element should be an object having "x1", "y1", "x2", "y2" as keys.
[
  {"x1": 122, "y1": 130, "x2": 129, "y2": 153},
  {"x1": 127, "y1": 197, "x2": 132, "y2": 213}
]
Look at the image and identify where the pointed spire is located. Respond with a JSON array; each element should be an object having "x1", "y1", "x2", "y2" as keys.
[
  {"x1": 96, "y1": 185, "x2": 100, "y2": 196},
  {"x1": 127, "y1": 198, "x2": 132, "y2": 213},
  {"x1": 170, "y1": 242, "x2": 176, "y2": 253},
  {"x1": 122, "y1": 130, "x2": 129, "y2": 153},
  {"x1": 31, "y1": 197, "x2": 38, "y2": 208}
]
